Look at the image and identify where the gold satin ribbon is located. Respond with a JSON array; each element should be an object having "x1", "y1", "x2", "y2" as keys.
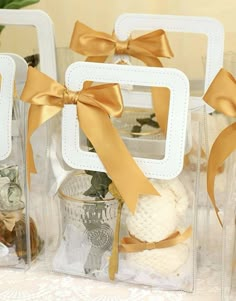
[
  {"x1": 119, "y1": 227, "x2": 192, "y2": 253},
  {"x1": 203, "y1": 68, "x2": 236, "y2": 227},
  {"x1": 70, "y1": 21, "x2": 174, "y2": 134},
  {"x1": 0, "y1": 210, "x2": 23, "y2": 232},
  {"x1": 109, "y1": 198, "x2": 124, "y2": 280},
  {"x1": 21, "y1": 67, "x2": 158, "y2": 213}
]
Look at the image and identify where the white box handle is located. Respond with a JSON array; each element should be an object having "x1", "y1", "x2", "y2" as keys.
[
  {"x1": 62, "y1": 62, "x2": 189, "y2": 179},
  {"x1": 0, "y1": 9, "x2": 57, "y2": 79},
  {"x1": 115, "y1": 13, "x2": 224, "y2": 113},
  {"x1": 0, "y1": 55, "x2": 16, "y2": 160}
]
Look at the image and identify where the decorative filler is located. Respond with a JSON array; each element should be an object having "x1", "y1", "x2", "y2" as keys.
[
  {"x1": 24, "y1": 54, "x2": 40, "y2": 68},
  {"x1": 0, "y1": 165, "x2": 43, "y2": 265},
  {"x1": 84, "y1": 141, "x2": 112, "y2": 199},
  {"x1": 111, "y1": 108, "x2": 164, "y2": 159},
  {"x1": 130, "y1": 113, "x2": 160, "y2": 137}
]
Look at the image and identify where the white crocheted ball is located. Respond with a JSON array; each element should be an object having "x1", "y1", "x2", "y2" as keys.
[
  {"x1": 126, "y1": 178, "x2": 188, "y2": 242},
  {"x1": 165, "y1": 178, "x2": 189, "y2": 219},
  {"x1": 125, "y1": 242, "x2": 189, "y2": 275}
]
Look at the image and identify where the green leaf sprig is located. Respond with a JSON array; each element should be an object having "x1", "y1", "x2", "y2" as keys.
[
  {"x1": 131, "y1": 113, "x2": 160, "y2": 138},
  {"x1": 83, "y1": 141, "x2": 112, "y2": 200}
]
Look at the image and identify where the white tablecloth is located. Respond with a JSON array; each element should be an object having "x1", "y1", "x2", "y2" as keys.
[{"x1": 0, "y1": 264, "x2": 221, "y2": 301}]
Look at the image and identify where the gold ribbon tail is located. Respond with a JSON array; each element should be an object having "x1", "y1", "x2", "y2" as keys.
[
  {"x1": 108, "y1": 199, "x2": 124, "y2": 280},
  {"x1": 77, "y1": 99, "x2": 159, "y2": 213},
  {"x1": 21, "y1": 67, "x2": 65, "y2": 187},
  {"x1": 203, "y1": 68, "x2": 236, "y2": 227},
  {"x1": 207, "y1": 122, "x2": 236, "y2": 227}
]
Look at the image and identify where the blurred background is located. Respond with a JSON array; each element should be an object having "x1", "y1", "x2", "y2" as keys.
[{"x1": 1, "y1": 0, "x2": 236, "y2": 90}]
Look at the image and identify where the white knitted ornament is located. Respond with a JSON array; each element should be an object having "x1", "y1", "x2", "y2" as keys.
[
  {"x1": 125, "y1": 243, "x2": 189, "y2": 275},
  {"x1": 124, "y1": 178, "x2": 190, "y2": 275},
  {"x1": 126, "y1": 178, "x2": 188, "y2": 242}
]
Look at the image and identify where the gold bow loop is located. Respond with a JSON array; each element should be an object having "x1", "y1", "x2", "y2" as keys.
[
  {"x1": 203, "y1": 68, "x2": 236, "y2": 226},
  {"x1": 204, "y1": 68, "x2": 236, "y2": 117},
  {"x1": 70, "y1": 21, "x2": 174, "y2": 133},
  {"x1": 119, "y1": 227, "x2": 192, "y2": 253},
  {"x1": 70, "y1": 21, "x2": 173, "y2": 62},
  {"x1": 21, "y1": 67, "x2": 158, "y2": 213},
  {"x1": 0, "y1": 210, "x2": 23, "y2": 232}
]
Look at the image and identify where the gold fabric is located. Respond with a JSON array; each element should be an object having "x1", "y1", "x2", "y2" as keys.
[
  {"x1": 203, "y1": 68, "x2": 236, "y2": 226},
  {"x1": 108, "y1": 199, "x2": 124, "y2": 280}
]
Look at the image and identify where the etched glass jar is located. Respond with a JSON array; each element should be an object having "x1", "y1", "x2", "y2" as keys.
[{"x1": 53, "y1": 172, "x2": 119, "y2": 278}]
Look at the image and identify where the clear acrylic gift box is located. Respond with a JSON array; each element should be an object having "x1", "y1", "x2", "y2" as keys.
[
  {"x1": 68, "y1": 20, "x2": 223, "y2": 265},
  {"x1": 113, "y1": 13, "x2": 225, "y2": 266},
  {"x1": 0, "y1": 54, "x2": 44, "y2": 268},
  {"x1": 23, "y1": 61, "x2": 201, "y2": 292},
  {"x1": 219, "y1": 120, "x2": 236, "y2": 301},
  {"x1": 221, "y1": 150, "x2": 236, "y2": 301},
  {"x1": 0, "y1": 10, "x2": 58, "y2": 274}
]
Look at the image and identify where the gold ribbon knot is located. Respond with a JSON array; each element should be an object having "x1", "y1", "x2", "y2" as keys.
[
  {"x1": 70, "y1": 21, "x2": 174, "y2": 133},
  {"x1": 21, "y1": 67, "x2": 159, "y2": 213},
  {"x1": 0, "y1": 210, "x2": 23, "y2": 232},
  {"x1": 203, "y1": 68, "x2": 236, "y2": 226},
  {"x1": 115, "y1": 38, "x2": 130, "y2": 54}
]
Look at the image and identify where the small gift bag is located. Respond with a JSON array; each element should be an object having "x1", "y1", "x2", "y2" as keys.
[
  {"x1": 0, "y1": 11, "x2": 59, "y2": 270},
  {"x1": 0, "y1": 54, "x2": 42, "y2": 268},
  {"x1": 113, "y1": 13, "x2": 226, "y2": 266},
  {"x1": 68, "y1": 14, "x2": 223, "y2": 207},
  {"x1": 222, "y1": 154, "x2": 236, "y2": 301},
  {"x1": 0, "y1": 8, "x2": 57, "y2": 191},
  {"x1": 20, "y1": 61, "x2": 199, "y2": 292},
  {"x1": 201, "y1": 68, "x2": 236, "y2": 300}
]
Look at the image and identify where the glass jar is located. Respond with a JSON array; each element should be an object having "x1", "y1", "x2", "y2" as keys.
[{"x1": 53, "y1": 172, "x2": 119, "y2": 278}]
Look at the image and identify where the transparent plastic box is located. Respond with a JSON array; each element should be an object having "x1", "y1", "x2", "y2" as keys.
[
  {"x1": 21, "y1": 62, "x2": 200, "y2": 292},
  {"x1": 0, "y1": 55, "x2": 42, "y2": 269},
  {"x1": 222, "y1": 151, "x2": 236, "y2": 301}
]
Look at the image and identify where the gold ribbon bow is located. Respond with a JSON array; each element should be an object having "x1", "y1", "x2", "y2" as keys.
[
  {"x1": 119, "y1": 227, "x2": 192, "y2": 253},
  {"x1": 70, "y1": 21, "x2": 174, "y2": 134},
  {"x1": 0, "y1": 210, "x2": 23, "y2": 232},
  {"x1": 203, "y1": 68, "x2": 236, "y2": 226},
  {"x1": 21, "y1": 67, "x2": 158, "y2": 213}
]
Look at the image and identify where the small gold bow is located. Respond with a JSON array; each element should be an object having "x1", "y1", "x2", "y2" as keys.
[
  {"x1": 0, "y1": 210, "x2": 23, "y2": 232},
  {"x1": 21, "y1": 67, "x2": 158, "y2": 213},
  {"x1": 70, "y1": 21, "x2": 174, "y2": 134},
  {"x1": 70, "y1": 21, "x2": 173, "y2": 63},
  {"x1": 203, "y1": 68, "x2": 236, "y2": 226},
  {"x1": 119, "y1": 227, "x2": 192, "y2": 253}
]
